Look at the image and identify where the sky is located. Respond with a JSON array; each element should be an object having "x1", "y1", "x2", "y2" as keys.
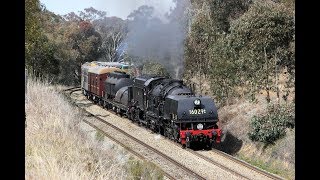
[{"x1": 40, "y1": 0, "x2": 175, "y2": 20}]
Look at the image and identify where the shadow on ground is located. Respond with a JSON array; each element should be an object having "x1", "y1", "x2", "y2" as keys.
[
  {"x1": 95, "y1": 114, "x2": 110, "y2": 118},
  {"x1": 214, "y1": 131, "x2": 243, "y2": 155},
  {"x1": 190, "y1": 131, "x2": 243, "y2": 154},
  {"x1": 75, "y1": 102, "x2": 95, "y2": 108}
]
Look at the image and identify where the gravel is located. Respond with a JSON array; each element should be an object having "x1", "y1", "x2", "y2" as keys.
[{"x1": 70, "y1": 91, "x2": 275, "y2": 180}]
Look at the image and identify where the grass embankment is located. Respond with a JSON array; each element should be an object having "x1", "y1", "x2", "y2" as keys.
[
  {"x1": 189, "y1": 74, "x2": 295, "y2": 179},
  {"x1": 25, "y1": 77, "x2": 163, "y2": 179},
  {"x1": 218, "y1": 96, "x2": 295, "y2": 180}
]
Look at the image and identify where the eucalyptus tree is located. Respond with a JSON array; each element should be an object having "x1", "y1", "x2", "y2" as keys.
[
  {"x1": 228, "y1": 1, "x2": 295, "y2": 102},
  {"x1": 25, "y1": 0, "x2": 60, "y2": 79}
]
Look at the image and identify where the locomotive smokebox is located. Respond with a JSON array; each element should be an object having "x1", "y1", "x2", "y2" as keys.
[{"x1": 163, "y1": 95, "x2": 218, "y2": 122}]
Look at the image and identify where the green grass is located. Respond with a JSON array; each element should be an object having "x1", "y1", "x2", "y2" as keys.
[
  {"x1": 127, "y1": 157, "x2": 164, "y2": 180},
  {"x1": 95, "y1": 131, "x2": 104, "y2": 142},
  {"x1": 237, "y1": 153, "x2": 294, "y2": 179}
]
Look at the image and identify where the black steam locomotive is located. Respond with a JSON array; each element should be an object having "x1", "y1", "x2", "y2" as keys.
[{"x1": 81, "y1": 62, "x2": 222, "y2": 149}]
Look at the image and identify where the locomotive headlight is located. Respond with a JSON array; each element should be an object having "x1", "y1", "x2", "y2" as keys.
[
  {"x1": 194, "y1": 99, "x2": 201, "y2": 106},
  {"x1": 197, "y1": 123, "x2": 203, "y2": 130}
]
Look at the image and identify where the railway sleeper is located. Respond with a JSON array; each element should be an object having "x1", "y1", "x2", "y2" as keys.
[{"x1": 80, "y1": 89, "x2": 218, "y2": 150}]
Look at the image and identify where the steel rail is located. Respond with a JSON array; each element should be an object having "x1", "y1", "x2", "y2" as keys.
[{"x1": 68, "y1": 88, "x2": 285, "y2": 180}]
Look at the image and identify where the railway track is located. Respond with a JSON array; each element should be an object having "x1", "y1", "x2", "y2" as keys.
[
  {"x1": 82, "y1": 118, "x2": 176, "y2": 180},
  {"x1": 187, "y1": 149, "x2": 249, "y2": 179},
  {"x1": 65, "y1": 88, "x2": 205, "y2": 180},
  {"x1": 63, "y1": 86, "x2": 81, "y2": 92},
  {"x1": 66, "y1": 87, "x2": 286, "y2": 180},
  {"x1": 82, "y1": 112, "x2": 205, "y2": 180},
  {"x1": 190, "y1": 150, "x2": 284, "y2": 180},
  {"x1": 210, "y1": 149, "x2": 284, "y2": 180}
]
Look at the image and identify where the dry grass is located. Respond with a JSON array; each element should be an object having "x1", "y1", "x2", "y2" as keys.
[
  {"x1": 184, "y1": 69, "x2": 295, "y2": 179},
  {"x1": 218, "y1": 96, "x2": 295, "y2": 179},
  {"x1": 184, "y1": 72, "x2": 295, "y2": 179},
  {"x1": 236, "y1": 131, "x2": 295, "y2": 180},
  {"x1": 25, "y1": 77, "x2": 163, "y2": 180}
]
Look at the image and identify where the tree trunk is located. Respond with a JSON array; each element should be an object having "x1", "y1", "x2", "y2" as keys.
[
  {"x1": 275, "y1": 53, "x2": 280, "y2": 105},
  {"x1": 265, "y1": 47, "x2": 270, "y2": 103}
]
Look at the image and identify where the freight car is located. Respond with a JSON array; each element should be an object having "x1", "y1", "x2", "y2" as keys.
[
  {"x1": 81, "y1": 62, "x2": 126, "y2": 104},
  {"x1": 81, "y1": 62, "x2": 222, "y2": 149},
  {"x1": 103, "y1": 62, "x2": 131, "y2": 73}
]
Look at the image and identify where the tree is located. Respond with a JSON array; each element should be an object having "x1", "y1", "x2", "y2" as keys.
[
  {"x1": 96, "y1": 17, "x2": 127, "y2": 62},
  {"x1": 142, "y1": 61, "x2": 171, "y2": 77},
  {"x1": 73, "y1": 8, "x2": 128, "y2": 62},
  {"x1": 208, "y1": 0, "x2": 252, "y2": 33},
  {"x1": 127, "y1": 5, "x2": 155, "y2": 21},
  {"x1": 209, "y1": 35, "x2": 239, "y2": 104},
  {"x1": 66, "y1": 20, "x2": 102, "y2": 81},
  {"x1": 228, "y1": 1, "x2": 295, "y2": 102},
  {"x1": 184, "y1": 1, "x2": 219, "y2": 94},
  {"x1": 26, "y1": 0, "x2": 60, "y2": 78}
]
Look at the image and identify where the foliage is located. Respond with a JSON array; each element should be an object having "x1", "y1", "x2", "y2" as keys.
[
  {"x1": 51, "y1": 16, "x2": 103, "y2": 83},
  {"x1": 209, "y1": 35, "x2": 239, "y2": 104},
  {"x1": 208, "y1": 0, "x2": 252, "y2": 33},
  {"x1": 184, "y1": 3, "x2": 214, "y2": 77},
  {"x1": 184, "y1": 0, "x2": 295, "y2": 105},
  {"x1": 184, "y1": 2, "x2": 217, "y2": 94},
  {"x1": 40, "y1": 10, "x2": 79, "y2": 85},
  {"x1": 25, "y1": 0, "x2": 41, "y2": 42},
  {"x1": 228, "y1": 1, "x2": 295, "y2": 99},
  {"x1": 26, "y1": 4, "x2": 128, "y2": 85},
  {"x1": 248, "y1": 103, "x2": 295, "y2": 145},
  {"x1": 27, "y1": 35, "x2": 60, "y2": 78},
  {"x1": 184, "y1": 0, "x2": 251, "y2": 98},
  {"x1": 25, "y1": 0, "x2": 60, "y2": 79},
  {"x1": 95, "y1": 16, "x2": 127, "y2": 62},
  {"x1": 142, "y1": 61, "x2": 171, "y2": 77},
  {"x1": 66, "y1": 21, "x2": 102, "y2": 63}
]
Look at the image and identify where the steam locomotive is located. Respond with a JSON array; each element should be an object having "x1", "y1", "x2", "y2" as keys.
[{"x1": 81, "y1": 62, "x2": 222, "y2": 149}]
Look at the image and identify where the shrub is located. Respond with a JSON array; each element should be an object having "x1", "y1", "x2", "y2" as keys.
[{"x1": 248, "y1": 103, "x2": 294, "y2": 145}]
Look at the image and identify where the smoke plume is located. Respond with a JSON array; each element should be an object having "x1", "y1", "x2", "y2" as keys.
[{"x1": 124, "y1": 0, "x2": 191, "y2": 78}]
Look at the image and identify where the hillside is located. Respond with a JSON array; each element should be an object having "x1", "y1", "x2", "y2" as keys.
[
  {"x1": 186, "y1": 73, "x2": 295, "y2": 179},
  {"x1": 218, "y1": 95, "x2": 295, "y2": 179},
  {"x1": 25, "y1": 0, "x2": 295, "y2": 179},
  {"x1": 25, "y1": 77, "x2": 163, "y2": 179}
]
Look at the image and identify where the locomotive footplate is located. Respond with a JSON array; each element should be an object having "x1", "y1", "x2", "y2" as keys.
[{"x1": 179, "y1": 128, "x2": 222, "y2": 146}]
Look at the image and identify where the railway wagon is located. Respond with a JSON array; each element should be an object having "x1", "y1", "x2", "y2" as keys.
[
  {"x1": 103, "y1": 62, "x2": 131, "y2": 73},
  {"x1": 83, "y1": 63, "x2": 125, "y2": 103},
  {"x1": 81, "y1": 61, "x2": 98, "y2": 95}
]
